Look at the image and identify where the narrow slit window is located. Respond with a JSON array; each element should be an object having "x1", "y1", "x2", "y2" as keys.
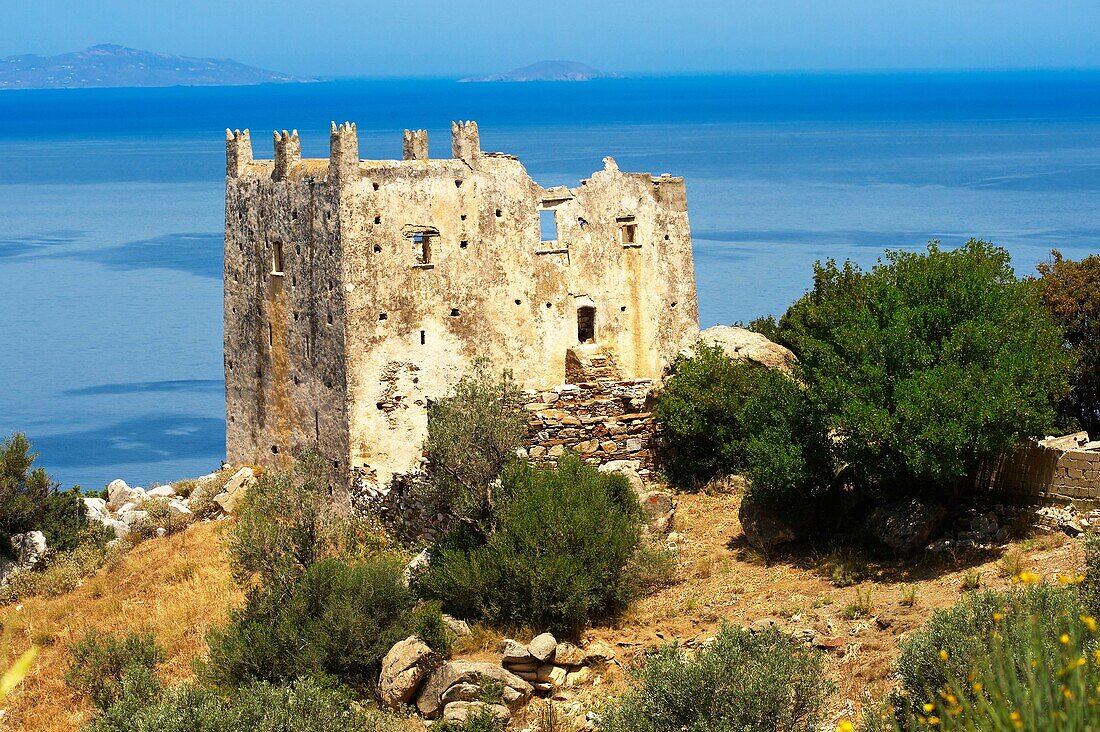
[
  {"x1": 420, "y1": 330, "x2": 426, "y2": 345},
  {"x1": 620, "y1": 223, "x2": 637, "y2": 245},
  {"x1": 577, "y1": 306, "x2": 595, "y2": 343},
  {"x1": 539, "y1": 209, "x2": 558, "y2": 244},
  {"x1": 272, "y1": 241, "x2": 285, "y2": 274}
]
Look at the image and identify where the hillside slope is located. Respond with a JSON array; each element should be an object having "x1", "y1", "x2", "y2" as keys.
[{"x1": 0, "y1": 522, "x2": 240, "y2": 731}]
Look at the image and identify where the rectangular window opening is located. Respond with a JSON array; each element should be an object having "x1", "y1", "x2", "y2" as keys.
[
  {"x1": 272, "y1": 241, "x2": 285, "y2": 274},
  {"x1": 420, "y1": 330, "x2": 426, "y2": 345},
  {"x1": 539, "y1": 209, "x2": 558, "y2": 244},
  {"x1": 620, "y1": 223, "x2": 637, "y2": 245}
]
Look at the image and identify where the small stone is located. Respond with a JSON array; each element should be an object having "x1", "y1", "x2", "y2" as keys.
[
  {"x1": 501, "y1": 638, "x2": 534, "y2": 663},
  {"x1": 581, "y1": 641, "x2": 616, "y2": 664},
  {"x1": 566, "y1": 667, "x2": 591, "y2": 686}
]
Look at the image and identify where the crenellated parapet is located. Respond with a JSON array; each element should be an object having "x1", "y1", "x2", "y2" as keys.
[
  {"x1": 329, "y1": 121, "x2": 359, "y2": 180},
  {"x1": 403, "y1": 129, "x2": 429, "y2": 161},
  {"x1": 451, "y1": 120, "x2": 480, "y2": 165},
  {"x1": 273, "y1": 129, "x2": 301, "y2": 180},
  {"x1": 225, "y1": 128, "x2": 252, "y2": 179}
]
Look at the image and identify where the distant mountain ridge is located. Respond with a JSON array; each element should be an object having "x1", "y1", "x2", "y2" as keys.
[
  {"x1": 0, "y1": 44, "x2": 311, "y2": 90},
  {"x1": 460, "y1": 60, "x2": 619, "y2": 82}
]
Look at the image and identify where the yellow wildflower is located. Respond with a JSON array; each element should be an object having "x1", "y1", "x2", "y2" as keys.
[
  {"x1": 993, "y1": 611, "x2": 1004, "y2": 622},
  {"x1": 928, "y1": 716, "x2": 941, "y2": 726},
  {"x1": 939, "y1": 649, "x2": 949, "y2": 662},
  {"x1": 972, "y1": 682, "x2": 983, "y2": 693},
  {"x1": 1083, "y1": 615, "x2": 1097, "y2": 632},
  {"x1": 1061, "y1": 633, "x2": 1071, "y2": 645},
  {"x1": 837, "y1": 722, "x2": 854, "y2": 732},
  {"x1": 1015, "y1": 571, "x2": 1041, "y2": 584},
  {"x1": 923, "y1": 703, "x2": 935, "y2": 713}
]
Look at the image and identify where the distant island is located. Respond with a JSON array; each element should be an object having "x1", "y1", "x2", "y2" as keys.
[
  {"x1": 0, "y1": 44, "x2": 311, "y2": 90},
  {"x1": 459, "y1": 60, "x2": 620, "y2": 82}
]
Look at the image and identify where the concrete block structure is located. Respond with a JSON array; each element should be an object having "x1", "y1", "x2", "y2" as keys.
[{"x1": 224, "y1": 121, "x2": 699, "y2": 493}]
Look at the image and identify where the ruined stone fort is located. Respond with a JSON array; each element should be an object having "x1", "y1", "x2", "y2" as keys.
[{"x1": 224, "y1": 121, "x2": 698, "y2": 493}]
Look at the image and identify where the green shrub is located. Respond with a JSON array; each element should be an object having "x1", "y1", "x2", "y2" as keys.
[
  {"x1": 654, "y1": 345, "x2": 833, "y2": 509},
  {"x1": 0, "y1": 433, "x2": 52, "y2": 550},
  {"x1": 419, "y1": 358, "x2": 527, "y2": 529},
  {"x1": 0, "y1": 539, "x2": 120, "y2": 604},
  {"x1": 891, "y1": 583, "x2": 1100, "y2": 730},
  {"x1": 417, "y1": 455, "x2": 645, "y2": 636},
  {"x1": 429, "y1": 705, "x2": 505, "y2": 732},
  {"x1": 204, "y1": 555, "x2": 448, "y2": 688},
  {"x1": 779, "y1": 240, "x2": 1071, "y2": 499},
  {"x1": 1036, "y1": 250, "x2": 1100, "y2": 435},
  {"x1": 600, "y1": 623, "x2": 832, "y2": 732},
  {"x1": 226, "y1": 448, "x2": 337, "y2": 600},
  {"x1": 83, "y1": 677, "x2": 409, "y2": 732},
  {"x1": 1084, "y1": 532, "x2": 1100, "y2": 615},
  {"x1": 895, "y1": 584, "x2": 1087, "y2": 718},
  {"x1": 65, "y1": 630, "x2": 165, "y2": 712}
]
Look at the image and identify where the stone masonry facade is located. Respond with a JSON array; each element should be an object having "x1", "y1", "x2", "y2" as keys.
[{"x1": 225, "y1": 121, "x2": 698, "y2": 496}]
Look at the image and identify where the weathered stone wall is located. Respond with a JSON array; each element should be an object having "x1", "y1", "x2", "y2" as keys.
[
  {"x1": 224, "y1": 129, "x2": 350, "y2": 493},
  {"x1": 981, "y1": 432, "x2": 1100, "y2": 503},
  {"x1": 521, "y1": 380, "x2": 657, "y2": 473},
  {"x1": 224, "y1": 121, "x2": 698, "y2": 492}
]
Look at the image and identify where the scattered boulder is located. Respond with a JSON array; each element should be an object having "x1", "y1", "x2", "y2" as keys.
[
  {"x1": 581, "y1": 641, "x2": 616, "y2": 664},
  {"x1": 106, "y1": 479, "x2": 146, "y2": 512},
  {"x1": 0, "y1": 531, "x2": 47, "y2": 585},
  {"x1": 82, "y1": 497, "x2": 107, "y2": 521},
  {"x1": 565, "y1": 667, "x2": 591, "y2": 686},
  {"x1": 597, "y1": 460, "x2": 645, "y2": 495},
  {"x1": 416, "y1": 661, "x2": 532, "y2": 718},
  {"x1": 379, "y1": 636, "x2": 439, "y2": 708},
  {"x1": 738, "y1": 498, "x2": 796, "y2": 550},
  {"x1": 442, "y1": 614, "x2": 471, "y2": 638},
  {"x1": 404, "y1": 548, "x2": 431, "y2": 586},
  {"x1": 213, "y1": 467, "x2": 255, "y2": 515},
  {"x1": 119, "y1": 509, "x2": 149, "y2": 527},
  {"x1": 146, "y1": 485, "x2": 177, "y2": 499},
  {"x1": 703, "y1": 474, "x2": 748, "y2": 495},
  {"x1": 639, "y1": 490, "x2": 675, "y2": 534},
  {"x1": 553, "y1": 641, "x2": 585, "y2": 666},
  {"x1": 867, "y1": 498, "x2": 945, "y2": 555},
  {"x1": 696, "y1": 325, "x2": 797, "y2": 374},
  {"x1": 527, "y1": 632, "x2": 558, "y2": 662},
  {"x1": 166, "y1": 499, "x2": 192, "y2": 517},
  {"x1": 103, "y1": 518, "x2": 130, "y2": 539},
  {"x1": 501, "y1": 638, "x2": 534, "y2": 664},
  {"x1": 439, "y1": 682, "x2": 480, "y2": 705}
]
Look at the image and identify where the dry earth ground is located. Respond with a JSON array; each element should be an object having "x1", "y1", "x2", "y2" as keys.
[{"x1": 0, "y1": 493, "x2": 1086, "y2": 730}]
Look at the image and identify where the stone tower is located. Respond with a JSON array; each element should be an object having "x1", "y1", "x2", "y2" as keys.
[{"x1": 224, "y1": 121, "x2": 699, "y2": 493}]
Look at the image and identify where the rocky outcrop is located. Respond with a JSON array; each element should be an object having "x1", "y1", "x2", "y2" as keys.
[
  {"x1": 866, "y1": 498, "x2": 945, "y2": 555},
  {"x1": 696, "y1": 326, "x2": 797, "y2": 374},
  {"x1": 739, "y1": 498, "x2": 796, "y2": 550},
  {"x1": 416, "y1": 660, "x2": 533, "y2": 719},
  {"x1": 213, "y1": 467, "x2": 255, "y2": 514},
  {"x1": 499, "y1": 633, "x2": 615, "y2": 695},
  {"x1": 379, "y1": 636, "x2": 439, "y2": 708},
  {"x1": 0, "y1": 531, "x2": 47, "y2": 585}
]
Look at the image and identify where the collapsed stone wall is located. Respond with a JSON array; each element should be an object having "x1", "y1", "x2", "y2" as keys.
[
  {"x1": 981, "y1": 432, "x2": 1100, "y2": 504},
  {"x1": 353, "y1": 378, "x2": 663, "y2": 542},
  {"x1": 521, "y1": 379, "x2": 657, "y2": 475}
]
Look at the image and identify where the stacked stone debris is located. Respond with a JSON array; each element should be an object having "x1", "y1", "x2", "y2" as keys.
[
  {"x1": 352, "y1": 467, "x2": 453, "y2": 544},
  {"x1": 499, "y1": 633, "x2": 615, "y2": 695},
  {"x1": 522, "y1": 379, "x2": 656, "y2": 474}
]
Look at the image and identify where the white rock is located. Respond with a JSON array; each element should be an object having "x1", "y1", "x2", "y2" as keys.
[
  {"x1": 403, "y1": 547, "x2": 430, "y2": 586},
  {"x1": 146, "y1": 485, "x2": 177, "y2": 499},
  {"x1": 82, "y1": 497, "x2": 107, "y2": 520},
  {"x1": 167, "y1": 499, "x2": 192, "y2": 516},
  {"x1": 379, "y1": 636, "x2": 438, "y2": 708},
  {"x1": 107, "y1": 479, "x2": 146, "y2": 511},
  {"x1": 104, "y1": 519, "x2": 130, "y2": 538},
  {"x1": 213, "y1": 467, "x2": 255, "y2": 515},
  {"x1": 120, "y1": 509, "x2": 149, "y2": 526},
  {"x1": 528, "y1": 633, "x2": 558, "y2": 662},
  {"x1": 694, "y1": 325, "x2": 797, "y2": 374}
]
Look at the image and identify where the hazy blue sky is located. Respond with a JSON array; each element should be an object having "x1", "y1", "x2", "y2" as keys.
[{"x1": 2, "y1": 1, "x2": 1098, "y2": 77}]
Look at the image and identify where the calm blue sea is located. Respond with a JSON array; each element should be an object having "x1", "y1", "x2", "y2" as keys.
[{"x1": 1, "y1": 73, "x2": 1098, "y2": 490}]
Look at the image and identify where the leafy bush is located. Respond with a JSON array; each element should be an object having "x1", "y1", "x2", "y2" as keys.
[
  {"x1": 82, "y1": 677, "x2": 410, "y2": 732},
  {"x1": 654, "y1": 344, "x2": 834, "y2": 513},
  {"x1": 429, "y1": 705, "x2": 505, "y2": 732},
  {"x1": 416, "y1": 455, "x2": 645, "y2": 636},
  {"x1": 895, "y1": 584, "x2": 1086, "y2": 715},
  {"x1": 226, "y1": 449, "x2": 336, "y2": 600},
  {"x1": 204, "y1": 555, "x2": 448, "y2": 687},
  {"x1": 891, "y1": 583, "x2": 1100, "y2": 730},
  {"x1": 0, "y1": 539, "x2": 121, "y2": 604},
  {"x1": 1036, "y1": 250, "x2": 1100, "y2": 435},
  {"x1": 1083, "y1": 532, "x2": 1100, "y2": 615},
  {"x1": 419, "y1": 359, "x2": 527, "y2": 529},
  {"x1": 779, "y1": 240, "x2": 1071, "y2": 498},
  {"x1": 600, "y1": 623, "x2": 832, "y2": 732},
  {"x1": 65, "y1": 630, "x2": 165, "y2": 712}
]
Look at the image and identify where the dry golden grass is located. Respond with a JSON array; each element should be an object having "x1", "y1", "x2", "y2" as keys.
[{"x1": 0, "y1": 521, "x2": 241, "y2": 732}]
